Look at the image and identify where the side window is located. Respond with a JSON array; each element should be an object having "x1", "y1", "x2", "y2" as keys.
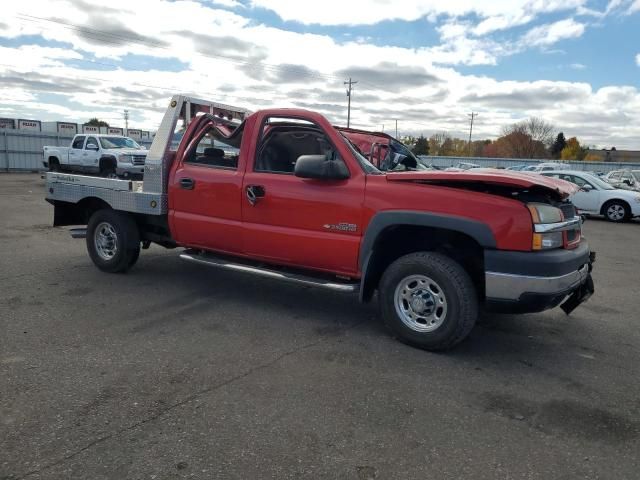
[
  {"x1": 255, "y1": 117, "x2": 341, "y2": 174},
  {"x1": 184, "y1": 129, "x2": 238, "y2": 170},
  {"x1": 569, "y1": 175, "x2": 591, "y2": 188},
  {"x1": 85, "y1": 137, "x2": 98, "y2": 149},
  {"x1": 72, "y1": 136, "x2": 85, "y2": 149}
]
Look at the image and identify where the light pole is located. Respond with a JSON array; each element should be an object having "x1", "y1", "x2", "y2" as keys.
[{"x1": 344, "y1": 78, "x2": 358, "y2": 128}]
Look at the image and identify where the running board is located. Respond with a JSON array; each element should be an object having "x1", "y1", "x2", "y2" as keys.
[{"x1": 180, "y1": 251, "x2": 359, "y2": 293}]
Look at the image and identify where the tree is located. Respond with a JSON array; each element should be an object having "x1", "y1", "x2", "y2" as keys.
[
  {"x1": 412, "y1": 135, "x2": 429, "y2": 155},
  {"x1": 560, "y1": 137, "x2": 587, "y2": 160},
  {"x1": 501, "y1": 117, "x2": 555, "y2": 158},
  {"x1": 84, "y1": 118, "x2": 110, "y2": 127},
  {"x1": 550, "y1": 132, "x2": 567, "y2": 159},
  {"x1": 428, "y1": 132, "x2": 452, "y2": 156}
]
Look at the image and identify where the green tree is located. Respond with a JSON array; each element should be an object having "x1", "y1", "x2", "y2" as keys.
[
  {"x1": 550, "y1": 132, "x2": 567, "y2": 159},
  {"x1": 412, "y1": 135, "x2": 429, "y2": 155},
  {"x1": 84, "y1": 118, "x2": 110, "y2": 128}
]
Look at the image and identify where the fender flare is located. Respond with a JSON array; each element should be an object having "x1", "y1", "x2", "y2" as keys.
[{"x1": 358, "y1": 210, "x2": 497, "y2": 302}]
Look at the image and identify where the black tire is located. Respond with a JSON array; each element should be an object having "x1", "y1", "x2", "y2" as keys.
[
  {"x1": 99, "y1": 160, "x2": 117, "y2": 178},
  {"x1": 49, "y1": 159, "x2": 60, "y2": 172},
  {"x1": 86, "y1": 210, "x2": 140, "y2": 273},
  {"x1": 378, "y1": 252, "x2": 478, "y2": 351},
  {"x1": 602, "y1": 200, "x2": 630, "y2": 223}
]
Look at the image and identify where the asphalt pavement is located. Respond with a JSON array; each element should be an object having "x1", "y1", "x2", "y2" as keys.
[{"x1": 1, "y1": 173, "x2": 639, "y2": 479}]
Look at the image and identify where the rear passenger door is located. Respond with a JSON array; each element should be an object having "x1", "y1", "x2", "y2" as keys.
[{"x1": 169, "y1": 127, "x2": 244, "y2": 255}]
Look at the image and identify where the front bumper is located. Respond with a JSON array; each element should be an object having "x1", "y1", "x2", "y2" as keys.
[
  {"x1": 484, "y1": 241, "x2": 594, "y2": 314},
  {"x1": 116, "y1": 164, "x2": 145, "y2": 177}
]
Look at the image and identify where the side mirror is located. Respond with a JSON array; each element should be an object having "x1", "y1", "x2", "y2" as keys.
[
  {"x1": 294, "y1": 155, "x2": 350, "y2": 180},
  {"x1": 581, "y1": 184, "x2": 594, "y2": 192}
]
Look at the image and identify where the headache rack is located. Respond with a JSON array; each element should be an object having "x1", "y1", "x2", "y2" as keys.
[{"x1": 45, "y1": 95, "x2": 250, "y2": 216}]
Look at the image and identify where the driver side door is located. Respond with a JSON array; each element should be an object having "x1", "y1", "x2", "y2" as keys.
[
  {"x1": 83, "y1": 136, "x2": 101, "y2": 171},
  {"x1": 241, "y1": 115, "x2": 365, "y2": 277}
]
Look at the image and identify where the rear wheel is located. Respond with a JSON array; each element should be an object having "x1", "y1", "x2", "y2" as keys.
[
  {"x1": 603, "y1": 200, "x2": 630, "y2": 222},
  {"x1": 86, "y1": 210, "x2": 140, "y2": 273},
  {"x1": 99, "y1": 160, "x2": 117, "y2": 178},
  {"x1": 379, "y1": 252, "x2": 478, "y2": 351}
]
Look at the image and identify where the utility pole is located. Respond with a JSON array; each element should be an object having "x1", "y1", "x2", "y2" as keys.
[
  {"x1": 124, "y1": 109, "x2": 129, "y2": 131},
  {"x1": 344, "y1": 78, "x2": 358, "y2": 128},
  {"x1": 395, "y1": 119, "x2": 398, "y2": 138},
  {"x1": 467, "y1": 112, "x2": 478, "y2": 156}
]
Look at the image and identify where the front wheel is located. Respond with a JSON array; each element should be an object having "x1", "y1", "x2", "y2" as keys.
[
  {"x1": 603, "y1": 201, "x2": 630, "y2": 222},
  {"x1": 379, "y1": 252, "x2": 478, "y2": 351},
  {"x1": 86, "y1": 210, "x2": 140, "y2": 273}
]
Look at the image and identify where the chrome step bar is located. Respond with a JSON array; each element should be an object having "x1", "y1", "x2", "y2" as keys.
[
  {"x1": 69, "y1": 227, "x2": 87, "y2": 239},
  {"x1": 180, "y1": 251, "x2": 359, "y2": 293}
]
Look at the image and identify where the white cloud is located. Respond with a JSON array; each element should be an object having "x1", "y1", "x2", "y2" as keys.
[
  {"x1": 248, "y1": 0, "x2": 586, "y2": 27},
  {"x1": 521, "y1": 18, "x2": 585, "y2": 47},
  {"x1": 569, "y1": 63, "x2": 586, "y2": 69},
  {"x1": 636, "y1": 53, "x2": 640, "y2": 66},
  {"x1": 0, "y1": 0, "x2": 638, "y2": 148},
  {"x1": 628, "y1": 0, "x2": 640, "y2": 13}
]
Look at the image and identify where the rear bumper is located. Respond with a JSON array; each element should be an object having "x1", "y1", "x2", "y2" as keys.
[{"x1": 484, "y1": 241, "x2": 594, "y2": 314}]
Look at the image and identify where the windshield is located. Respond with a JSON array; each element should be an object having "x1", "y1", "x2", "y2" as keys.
[
  {"x1": 580, "y1": 172, "x2": 615, "y2": 190},
  {"x1": 380, "y1": 139, "x2": 427, "y2": 171},
  {"x1": 99, "y1": 136, "x2": 142, "y2": 149},
  {"x1": 339, "y1": 133, "x2": 381, "y2": 174}
]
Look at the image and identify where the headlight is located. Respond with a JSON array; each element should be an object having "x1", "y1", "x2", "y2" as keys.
[
  {"x1": 527, "y1": 203, "x2": 564, "y2": 250},
  {"x1": 527, "y1": 203, "x2": 563, "y2": 224},
  {"x1": 118, "y1": 154, "x2": 132, "y2": 163}
]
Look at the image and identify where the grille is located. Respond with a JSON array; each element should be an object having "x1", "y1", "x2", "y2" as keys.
[
  {"x1": 560, "y1": 203, "x2": 577, "y2": 219},
  {"x1": 132, "y1": 155, "x2": 146, "y2": 166}
]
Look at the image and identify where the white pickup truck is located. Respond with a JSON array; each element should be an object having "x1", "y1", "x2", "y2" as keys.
[{"x1": 43, "y1": 134, "x2": 148, "y2": 178}]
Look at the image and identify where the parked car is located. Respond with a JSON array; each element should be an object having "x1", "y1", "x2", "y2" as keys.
[
  {"x1": 605, "y1": 170, "x2": 640, "y2": 191},
  {"x1": 506, "y1": 165, "x2": 528, "y2": 171},
  {"x1": 529, "y1": 162, "x2": 569, "y2": 172},
  {"x1": 43, "y1": 134, "x2": 147, "y2": 178},
  {"x1": 542, "y1": 170, "x2": 640, "y2": 222}
]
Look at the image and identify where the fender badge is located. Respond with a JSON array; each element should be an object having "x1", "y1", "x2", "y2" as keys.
[{"x1": 323, "y1": 223, "x2": 357, "y2": 232}]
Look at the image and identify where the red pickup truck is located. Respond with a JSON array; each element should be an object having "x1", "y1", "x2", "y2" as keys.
[{"x1": 46, "y1": 95, "x2": 594, "y2": 351}]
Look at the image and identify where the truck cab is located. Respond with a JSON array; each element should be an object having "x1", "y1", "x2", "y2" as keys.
[{"x1": 45, "y1": 95, "x2": 595, "y2": 351}]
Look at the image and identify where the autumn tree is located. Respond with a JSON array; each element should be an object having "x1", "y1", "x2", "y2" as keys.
[
  {"x1": 560, "y1": 137, "x2": 587, "y2": 160},
  {"x1": 429, "y1": 132, "x2": 452, "y2": 156},
  {"x1": 500, "y1": 117, "x2": 554, "y2": 158},
  {"x1": 84, "y1": 118, "x2": 110, "y2": 127},
  {"x1": 550, "y1": 132, "x2": 567, "y2": 159}
]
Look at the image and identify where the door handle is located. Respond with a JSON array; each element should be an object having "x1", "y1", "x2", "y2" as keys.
[
  {"x1": 246, "y1": 185, "x2": 265, "y2": 206},
  {"x1": 180, "y1": 177, "x2": 195, "y2": 190}
]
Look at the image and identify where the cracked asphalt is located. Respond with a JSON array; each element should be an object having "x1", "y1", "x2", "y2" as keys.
[{"x1": 1, "y1": 173, "x2": 639, "y2": 479}]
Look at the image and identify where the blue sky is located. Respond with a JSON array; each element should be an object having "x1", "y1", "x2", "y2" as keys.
[{"x1": 0, "y1": 0, "x2": 639, "y2": 147}]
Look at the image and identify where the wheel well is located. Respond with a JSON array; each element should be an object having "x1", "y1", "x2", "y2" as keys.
[
  {"x1": 99, "y1": 156, "x2": 116, "y2": 171},
  {"x1": 48, "y1": 156, "x2": 59, "y2": 163},
  {"x1": 360, "y1": 225, "x2": 485, "y2": 302},
  {"x1": 600, "y1": 198, "x2": 630, "y2": 215},
  {"x1": 52, "y1": 197, "x2": 112, "y2": 226}
]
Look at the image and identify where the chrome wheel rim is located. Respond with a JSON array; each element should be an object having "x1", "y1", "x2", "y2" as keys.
[
  {"x1": 394, "y1": 275, "x2": 448, "y2": 333},
  {"x1": 94, "y1": 222, "x2": 118, "y2": 261},
  {"x1": 607, "y1": 204, "x2": 625, "y2": 221}
]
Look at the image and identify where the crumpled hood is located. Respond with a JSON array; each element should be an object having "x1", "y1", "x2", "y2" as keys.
[{"x1": 385, "y1": 169, "x2": 579, "y2": 199}]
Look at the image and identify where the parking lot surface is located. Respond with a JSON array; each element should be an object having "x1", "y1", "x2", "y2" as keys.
[{"x1": 1, "y1": 173, "x2": 639, "y2": 479}]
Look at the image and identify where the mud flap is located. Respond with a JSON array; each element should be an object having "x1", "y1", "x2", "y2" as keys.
[{"x1": 560, "y1": 274, "x2": 594, "y2": 315}]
